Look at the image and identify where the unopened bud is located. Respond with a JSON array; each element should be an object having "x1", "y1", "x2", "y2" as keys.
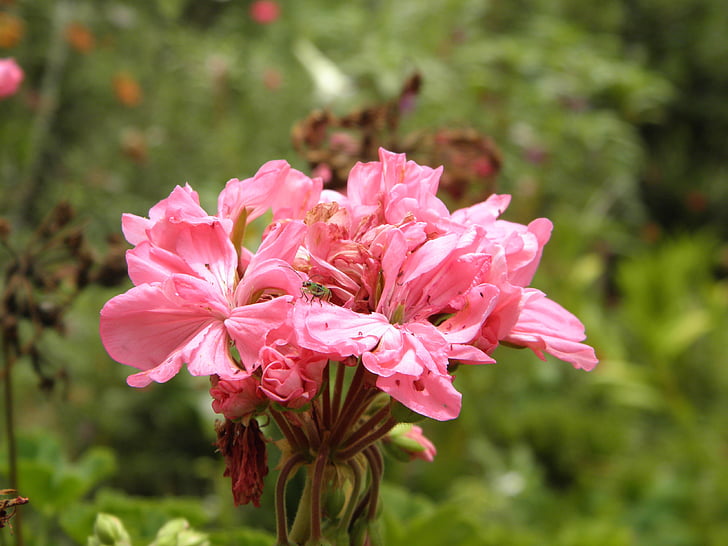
[
  {"x1": 92, "y1": 513, "x2": 131, "y2": 545},
  {"x1": 382, "y1": 423, "x2": 436, "y2": 463},
  {"x1": 150, "y1": 518, "x2": 210, "y2": 546},
  {"x1": 323, "y1": 485, "x2": 346, "y2": 519}
]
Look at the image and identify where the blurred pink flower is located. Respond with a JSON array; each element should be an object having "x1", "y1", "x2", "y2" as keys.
[
  {"x1": 249, "y1": 1, "x2": 280, "y2": 24},
  {"x1": 0, "y1": 57, "x2": 23, "y2": 99}
]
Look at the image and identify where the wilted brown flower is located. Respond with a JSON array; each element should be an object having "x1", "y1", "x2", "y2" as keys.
[{"x1": 215, "y1": 419, "x2": 269, "y2": 507}]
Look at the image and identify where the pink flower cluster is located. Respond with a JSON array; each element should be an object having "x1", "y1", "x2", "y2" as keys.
[{"x1": 100, "y1": 149, "x2": 597, "y2": 422}]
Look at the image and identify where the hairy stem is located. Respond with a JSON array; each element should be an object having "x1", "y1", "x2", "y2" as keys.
[
  {"x1": 328, "y1": 365, "x2": 369, "y2": 449},
  {"x1": 338, "y1": 404, "x2": 391, "y2": 455}
]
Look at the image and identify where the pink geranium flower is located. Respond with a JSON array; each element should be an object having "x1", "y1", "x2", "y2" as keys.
[
  {"x1": 294, "y1": 222, "x2": 499, "y2": 420},
  {"x1": 100, "y1": 187, "x2": 305, "y2": 387},
  {"x1": 101, "y1": 147, "x2": 597, "y2": 411},
  {"x1": 450, "y1": 193, "x2": 598, "y2": 369},
  {"x1": 291, "y1": 149, "x2": 596, "y2": 419}
]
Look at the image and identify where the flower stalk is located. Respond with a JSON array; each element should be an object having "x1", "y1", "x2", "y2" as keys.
[{"x1": 269, "y1": 361, "x2": 397, "y2": 543}]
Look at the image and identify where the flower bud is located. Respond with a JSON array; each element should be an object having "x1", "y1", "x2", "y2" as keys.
[
  {"x1": 382, "y1": 424, "x2": 436, "y2": 463},
  {"x1": 91, "y1": 513, "x2": 131, "y2": 546},
  {"x1": 259, "y1": 346, "x2": 326, "y2": 409},
  {"x1": 210, "y1": 375, "x2": 267, "y2": 422},
  {"x1": 150, "y1": 518, "x2": 210, "y2": 546}
]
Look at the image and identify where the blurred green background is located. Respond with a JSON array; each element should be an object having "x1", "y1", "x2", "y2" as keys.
[{"x1": 1, "y1": 0, "x2": 727, "y2": 544}]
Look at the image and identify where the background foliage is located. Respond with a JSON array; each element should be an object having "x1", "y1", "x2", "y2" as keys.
[{"x1": 1, "y1": 0, "x2": 726, "y2": 544}]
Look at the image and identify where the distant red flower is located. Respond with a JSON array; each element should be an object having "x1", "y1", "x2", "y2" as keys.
[
  {"x1": 112, "y1": 72, "x2": 142, "y2": 107},
  {"x1": 249, "y1": 1, "x2": 280, "y2": 24},
  {"x1": 65, "y1": 22, "x2": 95, "y2": 53},
  {"x1": 262, "y1": 67, "x2": 282, "y2": 90}
]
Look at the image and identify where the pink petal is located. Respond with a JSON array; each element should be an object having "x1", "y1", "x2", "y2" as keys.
[
  {"x1": 438, "y1": 283, "x2": 500, "y2": 344},
  {"x1": 121, "y1": 213, "x2": 153, "y2": 246},
  {"x1": 451, "y1": 194, "x2": 512, "y2": 226},
  {"x1": 501, "y1": 217, "x2": 553, "y2": 287},
  {"x1": 217, "y1": 160, "x2": 291, "y2": 224},
  {"x1": 235, "y1": 258, "x2": 302, "y2": 305},
  {"x1": 224, "y1": 296, "x2": 294, "y2": 371},
  {"x1": 270, "y1": 169, "x2": 323, "y2": 221},
  {"x1": 100, "y1": 281, "x2": 235, "y2": 386},
  {"x1": 293, "y1": 304, "x2": 388, "y2": 359},
  {"x1": 505, "y1": 289, "x2": 598, "y2": 371},
  {"x1": 172, "y1": 221, "x2": 238, "y2": 289},
  {"x1": 447, "y1": 343, "x2": 496, "y2": 365},
  {"x1": 376, "y1": 370, "x2": 462, "y2": 421},
  {"x1": 126, "y1": 242, "x2": 192, "y2": 285},
  {"x1": 148, "y1": 184, "x2": 205, "y2": 222}
]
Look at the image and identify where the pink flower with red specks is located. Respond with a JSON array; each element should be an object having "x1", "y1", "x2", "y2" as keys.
[{"x1": 101, "y1": 148, "x2": 597, "y2": 411}]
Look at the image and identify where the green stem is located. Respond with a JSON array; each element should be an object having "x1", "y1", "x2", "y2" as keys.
[
  {"x1": 289, "y1": 466, "x2": 314, "y2": 544},
  {"x1": 275, "y1": 454, "x2": 305, "y2": 546},
  {"x1": 340, "y1": 458, "x2": 364, "y2": 535}
]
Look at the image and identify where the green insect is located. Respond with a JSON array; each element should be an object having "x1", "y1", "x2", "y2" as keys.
[{"x1": 300, "y1": 280, "x2": 332, "y2": 304}]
